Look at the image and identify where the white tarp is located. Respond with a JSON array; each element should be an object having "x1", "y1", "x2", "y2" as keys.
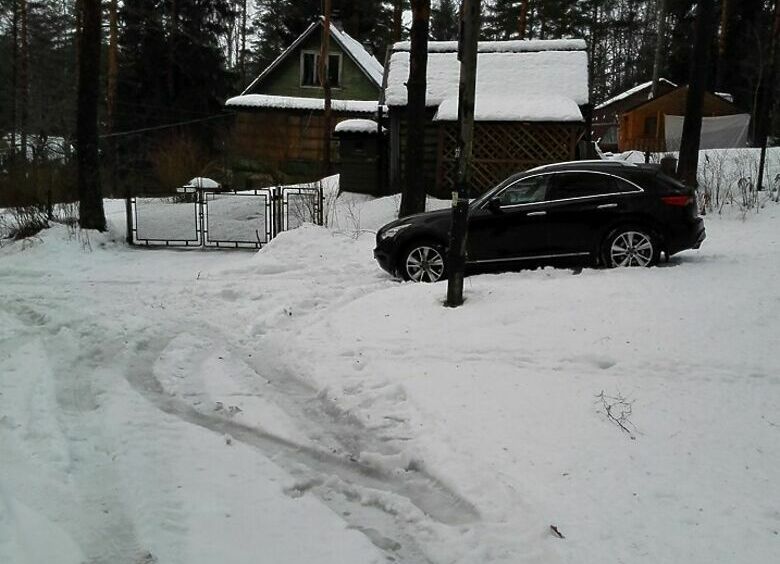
[{"x1": 664, "y1": 114, "x2": 750, "y2": 151}]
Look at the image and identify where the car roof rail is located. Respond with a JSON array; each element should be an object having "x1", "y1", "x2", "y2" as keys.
[{"x1": 524, "y1": 159, "x2": 637, "y2": 174}]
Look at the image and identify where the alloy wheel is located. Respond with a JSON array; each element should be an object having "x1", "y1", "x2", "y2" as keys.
[
  {"x1": 405, "y1": 245, "x2": 445, "y2": 282},
  {"x1": 609, "y1": 231, "x2": 654, "y2": 267}
]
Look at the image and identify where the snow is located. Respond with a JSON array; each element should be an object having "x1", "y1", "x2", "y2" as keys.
[
  {"x1": 330, "y1": 23, "x2": 384, "y2": 86},
  {"x1": 2, "y1": 183, "x2": 780, "y2": 563},
  {"x1": 594, "y1": 78, "x2": 677, "y2": 109},
  {"x1": 184, "y1": 177, "x2": 220, "y2": 189},
  {"x1": 334, "y1": 119, "x2": 385, "y2": 134},
  {"x1": 384, "y1": 44, "x2": 589, "y2": 109},
  {"x1": 392, "y1": 39, "x2": 587, "y2": 53},
  {"x1": 226, "y1": 94, "x2": 378, "y2": 114},
  {"x1": 434, "y1": 93, "x2": 583, "y2": 122}
]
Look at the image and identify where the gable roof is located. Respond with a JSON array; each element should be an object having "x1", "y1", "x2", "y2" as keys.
[
  {"x1": 595, "y1": 78, "x2": 677, "y2": 110},
  {"x1": 383, "y1": 39, "x2": 589, "y2": 122},
  {"x1": 623, "y1": 84, "x2": 743, "y2": 115},
  {"x1": 241, "y1": 18, "x2": 383, "y2": 95}
]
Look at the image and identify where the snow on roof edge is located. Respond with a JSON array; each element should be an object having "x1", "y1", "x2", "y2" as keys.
[
  {"x1": 433, "y1": 94, "x2": 584, "y2": 123},
  {"x1": 595, "y1": 78, "x2": 677, "y2": 109},
  {"x1": 334, "y1": 119, "x2": 386, "y2": 134},
  {"x1": 392, "y1": 39, "x2": 587, "y2": 53},
  {"x1": 226, "y1": 94, "x2": 379, "y2": 114}
]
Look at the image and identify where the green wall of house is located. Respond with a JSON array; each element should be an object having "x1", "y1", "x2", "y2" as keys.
[{"x1": 249, "y1": 33, "x2": 379, "y2": 101}]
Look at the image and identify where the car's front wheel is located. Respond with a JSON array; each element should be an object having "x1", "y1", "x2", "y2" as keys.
[
  {"x1": 602, "y1": 227, "x2": 658, "y2": 267},
  {"x1": 400, "y1": 241, "x2": 447, "y2": 282}
]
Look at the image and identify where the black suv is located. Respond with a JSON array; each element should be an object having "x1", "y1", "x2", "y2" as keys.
[{"x1": 374, "y1": 161, "x2": 705, "y2": 282}]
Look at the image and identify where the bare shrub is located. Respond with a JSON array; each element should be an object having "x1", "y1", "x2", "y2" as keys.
[
  {"x1": 595, "y1": 390, "x2": 637, "y2": 439},
  {"x1": 0, "y1": 202, "x2": 80, "y2": 242}
]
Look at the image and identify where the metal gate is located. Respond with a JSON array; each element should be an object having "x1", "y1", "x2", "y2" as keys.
[{"x1": 130, "y1": 185, "x2": 323, "y2": 248}]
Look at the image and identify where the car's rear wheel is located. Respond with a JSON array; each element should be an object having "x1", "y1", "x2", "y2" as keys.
[
  {"x1": 400, "y1": 241, "x2": 446, "y2": 282},
  {"x1": 602, "y1": 227, "x2": 658, "y2": 267}
]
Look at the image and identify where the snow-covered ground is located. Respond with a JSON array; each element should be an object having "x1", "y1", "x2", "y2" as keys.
[{"x1": 1, "y1": 190, "x2": 779, "y2": 563}]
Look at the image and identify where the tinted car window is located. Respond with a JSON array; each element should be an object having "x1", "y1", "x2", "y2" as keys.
[
  {"x1": 548, "y1": 172, "x2": 618, "y2": 200},
  {"x1": 497, "y1": 175, "x2": 548, "y2": 206}
]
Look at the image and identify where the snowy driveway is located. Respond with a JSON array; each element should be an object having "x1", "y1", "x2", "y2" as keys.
[{"x1": 1, "y1": 200, "x2": 779, "y2": 563}]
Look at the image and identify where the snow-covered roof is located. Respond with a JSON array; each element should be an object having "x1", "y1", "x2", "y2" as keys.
[
  {"x1": 433, "y1": 94, "x2": 583, "y2": 122},
  {"x1": 330, "y1": 24, "x2": 384, "y2": 86},
  {"x1": 392, "y1": 39, "x2": 587, "y2": 53},
  {"x1": 595, "y1": 79, "x2": 677, "y2": 109},
  {"x1": 241, "y1": 18, "x2": 383, "y2": 95},
  {"x1": 226, "y1": 94, "x2": 379, "y2": 114},
  {"x1": 384, "y1": 39, "x2": 589, "y2": 122},
  {"x1": 334, "y1": 119, "x2": 385, "y2": 134},
  {"x1": 715, "y1": 92, "x2": 734, "y2": 103}
]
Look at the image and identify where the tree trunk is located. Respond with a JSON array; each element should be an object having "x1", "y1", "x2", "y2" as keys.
[
  {"x1": 651, "y1": 0, "x2": 668, "y2": 97},
  {"x1": 756, "y1": 0, "x2": 780, "y2": 193},
  {"x1": 77, "y1": 0, "x2": 106, "y2": 231},
  {"x1": 446, "y1": 0, "x2": 481, "y2": 307},
  {"x1": 677, "y1": 0, "x2": 717, "y2": 188},
  {"x1": 19, "y1": 0, "x2": 29, "y2": 159},
  {"x1": 240, "y1": 0, "x2": 248, "y2": 87},
  {"x1": 517, "y1": 0, "x2": 529, "y2": 39},
  {"x1": 715, "y1": 0, "x2": 732, "y2": 90},
  {"x1": 10, "y1": 0, "x2": 18, "y2": 160},
  {"x1": 107, "y1": 0, "x2": 119, "y2": 195},
  {"x1": 393, "y1": 0, "x2": 403, "y2": 42},
  {"x1": 399, "y1": 0, "x2": 430, "y2": 218},
  {"x1": 320, "y1": 2, "x2": 333, "y2": 176}
]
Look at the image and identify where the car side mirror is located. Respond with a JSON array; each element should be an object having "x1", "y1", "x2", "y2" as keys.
[{"x1": 487, "y1": 197, "x2": 503, "y2": 214}]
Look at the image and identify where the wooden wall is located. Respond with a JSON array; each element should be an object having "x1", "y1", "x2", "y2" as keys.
[
  {"x1": 228, "y1": 109, "x2": 371, "y2": 184},
  {"x1": 619, "y1": 89, "x2": 743, "y2": 152}
]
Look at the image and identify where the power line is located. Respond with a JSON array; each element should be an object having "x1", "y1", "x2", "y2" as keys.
[{"x1": 100, "y1": 112, "x2": 236, "y2": 139}]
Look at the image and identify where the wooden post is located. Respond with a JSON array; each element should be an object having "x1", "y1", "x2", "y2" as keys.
[
  {"x1": 677, "y1": 0, "x2": 716, "y2": 188},
  {"x1": 446, "y1": 0, "x2": 480, "y2": 308},
  {"x1": 320, "y1": 3, "x2": 333, "y2": 176}
]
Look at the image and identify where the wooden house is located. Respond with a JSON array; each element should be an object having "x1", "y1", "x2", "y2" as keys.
[
  {"x1": 617, "y1": 85, "x2": 746, "y2": 153},
  {"x1": 382, "y1": 39, "x2": 590, "y2": 198},
  {"x1": 225, "y1": 17, "x2": 383, "y2": 185},
  {"x1": 592, "y1": 79, "x2": 677, "y2": 153}
]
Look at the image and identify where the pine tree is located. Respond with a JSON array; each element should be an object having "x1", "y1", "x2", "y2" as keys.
[{"x1": 431, "y1": 0, "x2": 458, "y2": 40}]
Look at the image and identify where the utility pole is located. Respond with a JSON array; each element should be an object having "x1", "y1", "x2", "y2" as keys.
[
  {"x1": 676, "y1": 0, "x2": 716, "y2": 188},
  {"x1": 756, "y1": 0, "x2": 780, "y2": 193},
  {"x1": 320, "y1": 1, "x2": 333, "y2": 176},
  {"x1": 446, "y1": 0, "x2": 480, "y2": 308}
]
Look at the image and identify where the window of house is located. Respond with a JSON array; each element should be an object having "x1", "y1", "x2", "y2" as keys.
[{"x1": 300, "y1": 52, "x2": 341, "y2": 88}]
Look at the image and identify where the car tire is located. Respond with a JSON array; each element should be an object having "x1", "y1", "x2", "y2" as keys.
[
  {"x1": 601, "y1": 226, "x2": 659, "y2": 268},
  {"x1": 399, "y1": 240, "x2": 447, "y2": 282}
]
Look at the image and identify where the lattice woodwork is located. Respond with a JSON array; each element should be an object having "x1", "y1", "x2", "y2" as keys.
[{"x1": 437, "y1": 123, "x2": 583, "y2": 194}]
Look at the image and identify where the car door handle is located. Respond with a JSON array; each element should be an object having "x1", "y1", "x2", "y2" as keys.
[
  {"x1": 597, "y1": 203, "x2": 618, "y2": 209},
  {"x1": 526, "y1": 211, "x2": 547, "y2": 216}
]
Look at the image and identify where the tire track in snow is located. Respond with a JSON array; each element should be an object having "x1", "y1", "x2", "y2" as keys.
[{"x1": 124, "y1": 333, "x2": 480, "y2": 563}]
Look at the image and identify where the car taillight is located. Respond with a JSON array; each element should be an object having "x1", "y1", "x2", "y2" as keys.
[{"x1": 661, "y1": 195, "x2": 693, "y2": 207}]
